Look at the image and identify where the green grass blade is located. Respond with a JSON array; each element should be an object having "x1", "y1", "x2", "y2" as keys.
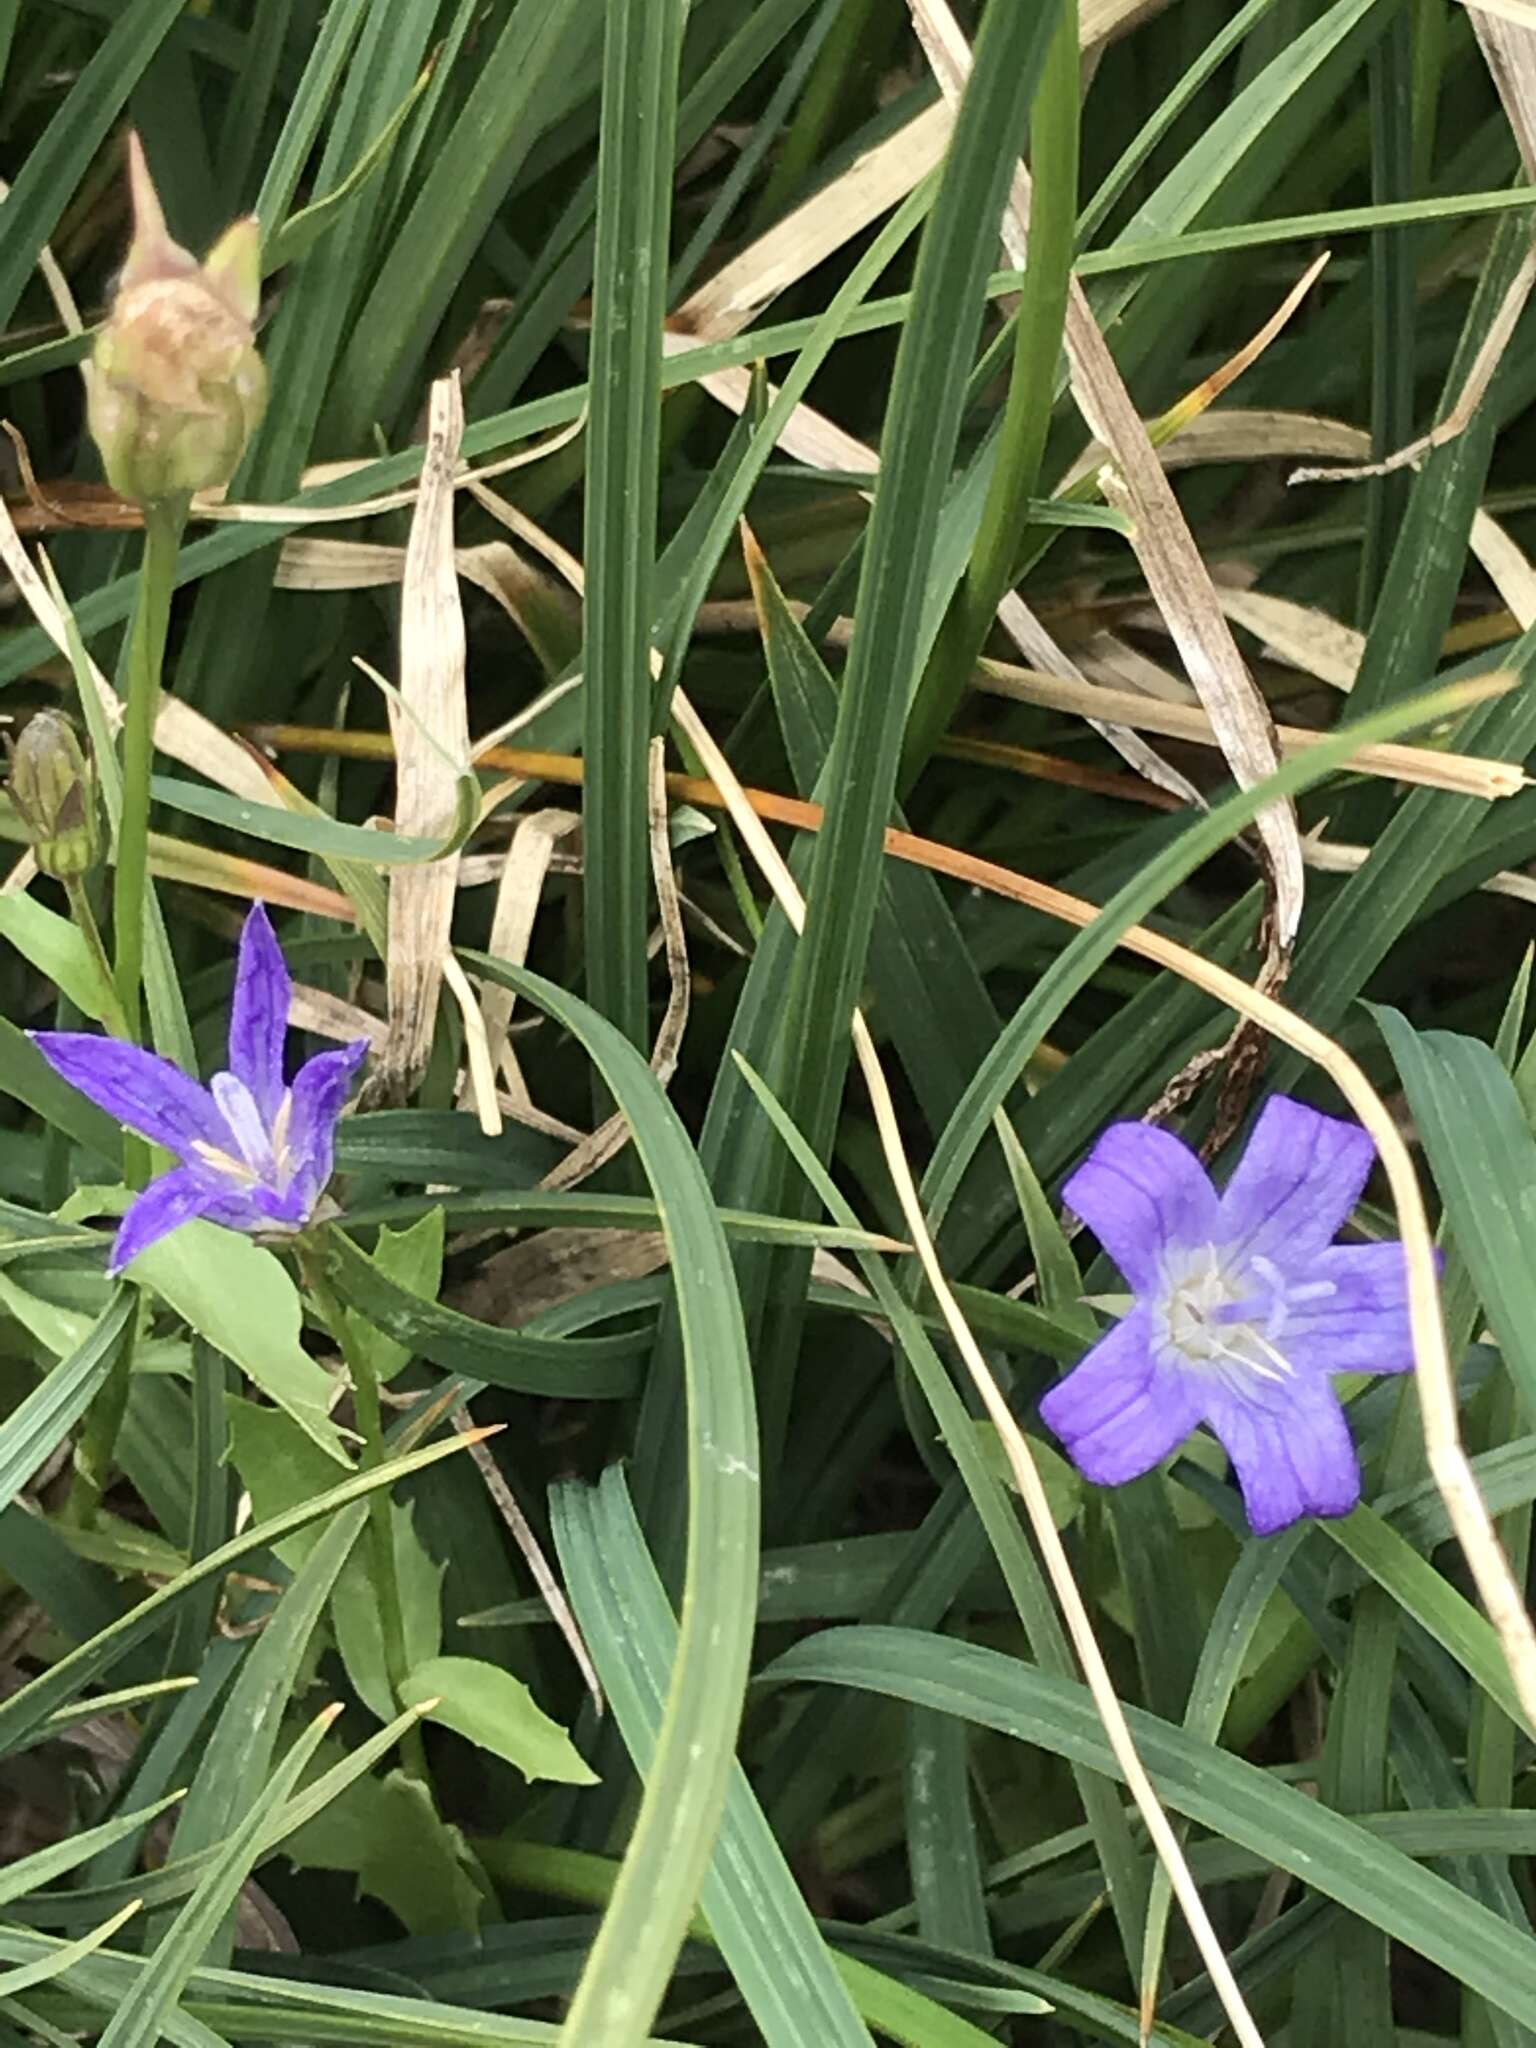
[
  {"x1": 552, "y1": 1466, "x2": 877, "y2": 2047},
  {"x1": 0, "y1": 0, "x2": 184, "y2": 330},
  {"x1": 0, "y1": 1431, "x2": 477, "y2": 1756},
  {"x1": 922, "y1": 672, "x2": 1515, "y2": 1226},
  {"x1": 458, "y1": 953, "x2": 758, "y2": 2048},
  {"x1": 95, "y1": 1706, "x2": 338, "y2": 2048},
  {"x1": 580, "y1": 0, "x2": 684, "y2": 1047},
  {"x1": 0, "y1": 1288, "x2": 133, "y2": 1512},
  {"x1": 758, "y1": 0, "x2": 1061, "y2": 1464},
  {"x1": 764, "y1": 1624, "x2": 1536, "y2": 2032},
  {"x1": 1374, "y1": 1006, "x2": 1536, "y2": 1425}
]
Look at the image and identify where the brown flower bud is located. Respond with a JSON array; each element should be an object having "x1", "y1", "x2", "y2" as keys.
[
  {"x1": 8, "y1": 712, "x2": 101, "y2": 879},
  {"x1": 85, "y1": 134, "x2": 266, "y2": 505}
]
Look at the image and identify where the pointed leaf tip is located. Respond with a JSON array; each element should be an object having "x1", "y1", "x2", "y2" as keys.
[
  {"x1": 121, "y1": 132, "x2": 184, "y2": 283},
  {"x1": 203, "y1": 216, "x2": 263, "y2": 324}
]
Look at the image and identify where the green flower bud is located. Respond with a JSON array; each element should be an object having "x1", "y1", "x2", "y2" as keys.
[
  {"x1": 85, "y1": 134, "x2": 266, "y2": 506},
  {"x1": 8, "y1": 712, "x2": 101, "y2": 879}
]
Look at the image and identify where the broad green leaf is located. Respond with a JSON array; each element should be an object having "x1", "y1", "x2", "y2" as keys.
[
  {"x1": 227, "y1": 1396, "x2": 440, "y2": 1719},
  {"x1": 401, "y1": 1655, "x2": 595, "y2": 1786},
  {"x1": 0, "y1": 895, "x2": 116, "y2": 1023},
  {"x1": 285, "y1": 1760, "x2": 487, "y2": 1937},
  {"x1": 332, "y1": 1505, "x2": 443, "y2": 1721},
  {"x1": 344, "y1": 1207, "x2": 444, "y2": 1384},
  {"x1": 136, "y1": 1226, "x2": 349, "y2": 1464}
]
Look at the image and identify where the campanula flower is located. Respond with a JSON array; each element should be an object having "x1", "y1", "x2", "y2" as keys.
[
  {"x1": 32, "y1": 904, "x2": 366, "y2": 1275},
  {"x1": 1039, "y1": 1095, "x2": 1415, "y2": 1535}
]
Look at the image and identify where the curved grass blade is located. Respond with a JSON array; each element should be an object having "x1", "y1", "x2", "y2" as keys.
[
  {"x1": 0, "y1": 1288, "x2": 134, "y2": 1513},
  {"x1": 764, "y1": 1624, "x2": 1536, "y2": 2033},
  {"x1": 0, "y1": 0, "x2": 185, "y2": 330},
  {"x1": 323, "y1": 1225, "x2": 644, "y2": 1399},
  {"x1": 552, "y1": 1466, "x2": 877, "y2": 2047},
  {"x1": 458, "y1": 953, "x2": 758, "y2": 2048},
  {"x1": 923, "y1": 672, "x2": 1513, "y2": 1226},
  {"x1": 0, "y1": 1430, "x2": 482, "y2": 1756},
  {"x1": 0, "y1": 1903, "x2": 144, "y2": 2001},
  {"x1": 95, "y1": 1705, "x2": 339, "y2": 2048}
]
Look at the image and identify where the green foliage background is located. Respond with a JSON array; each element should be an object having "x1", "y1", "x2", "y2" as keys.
[{"x1": 2, "y1": 1, "x2": 1536, "y2": 2043}]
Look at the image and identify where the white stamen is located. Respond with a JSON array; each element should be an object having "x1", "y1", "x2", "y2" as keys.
[
  {"x1": 210, "y1": 1070, "x2": 276, "y2": 1177},
  {"x1": 1155, "y1": 1242, "x2": 1329, "y2": 1391},
  {"x1": 188, "y1": 1137, "x2": 260, "y2": 1185}
]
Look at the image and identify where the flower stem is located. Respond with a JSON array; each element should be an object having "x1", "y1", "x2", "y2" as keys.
[
  {"x1": 58, "y1": 878, "x2": 138, "y2": 1527},
  {"x1": 63, "y1": 877, "x2": 131, "y2": 1042},
  {"x1": 305, "y1": 1239, "x2": 429, "y2": 1781},
  {"x1": 112, "y1": 495, "x2": 187, "y2": 1043}
]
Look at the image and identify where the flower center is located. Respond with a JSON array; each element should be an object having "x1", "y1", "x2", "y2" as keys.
[
  {"x1": 1156, "y1": 1245, "x2": 1335, "y2": 1385},
  {"x1": 189, "y1": 1071, "x2": 297, "y2": 1190}
]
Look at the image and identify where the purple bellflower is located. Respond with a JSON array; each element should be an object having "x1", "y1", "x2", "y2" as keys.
[
  {"x1": 1039, "y1": 1095, "x2": 1415, "y2": 1535},
  {"x1": 32, "y1": 903, "x2": 367, "y2": 1276}
]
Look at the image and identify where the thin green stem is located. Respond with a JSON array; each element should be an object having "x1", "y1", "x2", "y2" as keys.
[
  {"x1": 112, "y1": 496, "x2": 187, "y2": 1043},
  {"x1": 63, "y1": 876, "x2": 131, "y2": 1041},
  {"x1": 60, "y1": 875, "x2": 138, "y2": 1527},
  {"x1": 898, "y1": 0, "x2": 1078, "y2": 793},
  {"x1": 306, "y1": 1234, "x2": 429, "y2": 1783}
]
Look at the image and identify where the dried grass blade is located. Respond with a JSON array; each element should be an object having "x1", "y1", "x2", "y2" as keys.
[
  {"x1": 910, "y1": 0, "x2": 1304, "y2": 967},
  {"x1": 380, "y1": 373, "x2": 469, "y2": 1099},
  {"x1": 0, "y1": 499, "x2": 273, "y2": 805},
  {"x1": 458, "y1": 807, "x2": 581, "y2": 1112},
  {"x1": 675, "y1": 679, "x2": 1265, "y2": 2048},
  {"x1": 1194, "y1": 590, "x2": 1363, "y2": 692},
  {"x1": 1291, "y1": 7, "x2": 1536, "y2": 486},
  {"x1": 670, "y1": 102, "x2": 952, "y2": 341},
  {"x1": 977, "y1": 659, "x2": 1523, "y2": 798}
]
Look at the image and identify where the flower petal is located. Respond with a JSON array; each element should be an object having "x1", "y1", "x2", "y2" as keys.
[
  {"x1": 1199, "y1": 1373, "x2": 1361, "y2": 1535},
  {"x1": 1216, "y1": 1096, "x2": 1374, "y2": 1266},
  {"x1": 111, "y1": 1167, "x2": 227, "y2": 1272},
  {"x1": 1280, "y1": 1241, "x2": 1416, "y2": 1378},
  {"x1": 1061, "y1": 1122, "x2": 1218, "y2": 1292},
  {"x1": 227, "y1": 902, "x2": 290, "y2": 1116},
  {"x1": 284, "y1": 1039, "x2": 368, "y2": 1202},
  {"x1": 30, "y1": 1032, "x2": 225, "y2": 1157},
  {"x1": 1039, "y1": 1307, "x2": 1203, "y2": 1486}
]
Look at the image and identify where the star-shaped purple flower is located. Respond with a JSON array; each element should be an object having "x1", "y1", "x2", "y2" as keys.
[
  {"x1": 31, "y1": 903, "x2": 367, "y2": 1276},
  {"x1": 1039, "y1": 1095, "x2": 1415, "y2": 1535}
]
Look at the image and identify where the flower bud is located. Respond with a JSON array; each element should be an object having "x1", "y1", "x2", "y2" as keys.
[
  {"x1": 85, "y1": 134, "x2": 266, "y2": 505},
  {"x1": 8, "y1": 712, "x2": 101, "y2": 879}
]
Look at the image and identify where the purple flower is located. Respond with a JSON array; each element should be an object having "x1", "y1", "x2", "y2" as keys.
[
  {"x1": 1039, "y1": 1095, "x2": 1415, "y2": 1535},
  {"x1": 32, "y1": 904, "x2": 367, "y2": 1276}
]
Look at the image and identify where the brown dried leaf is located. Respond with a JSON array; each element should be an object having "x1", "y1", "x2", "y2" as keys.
[
  {"x1": 379, "y1": 373, "x2": 468, "y2": 1098},
  {"x1": 977, "y1": 658, "x2": 1523, "y2": 799}
]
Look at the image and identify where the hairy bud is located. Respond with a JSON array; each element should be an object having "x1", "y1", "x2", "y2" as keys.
[
  {"x1": 9, "y1": 712, "x2": 101, "y2": 879},
  {"x1": 86, "y1": 134, "x2": 266, "y2": 505}
]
